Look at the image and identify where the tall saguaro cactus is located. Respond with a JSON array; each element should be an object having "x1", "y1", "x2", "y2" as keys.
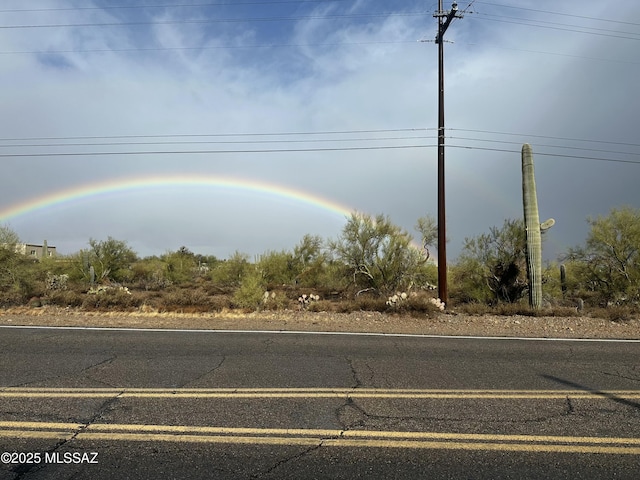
[{"x1": 521, "y1": 144, "x2": 554, "y2": 309}]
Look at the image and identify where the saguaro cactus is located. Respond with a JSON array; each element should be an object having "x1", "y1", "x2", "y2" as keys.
[
  {"x1": 522, "y1": 144, "x2": 554, "y2": 309},
  {"x1": 560, "y1": 263, "x2": 567, "y2": 298}
]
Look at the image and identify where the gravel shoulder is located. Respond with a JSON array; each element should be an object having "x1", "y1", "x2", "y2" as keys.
[{"x1": 0, "y1": 307, "x2": 638, "y2": 339}]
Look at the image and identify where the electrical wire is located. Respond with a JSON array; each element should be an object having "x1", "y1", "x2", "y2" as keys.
[
  {"x1": 448, "y1": 128, "x2": 640, "y2": 149},
  {"x1": 0, "y1": 135, "x2": 435, "y2": 149},
  {"x1": 1, "y1": 127, "x2": 638, "y2": 166},
  {"x1": 0, "y1": 128, "x2": 434, "y2": 142},
  {"x1": 473, "y1": 12, "x2": 640, "y2": 39},
  {"x1": 447, "y1": 145, "x2": 640, "y2": 166},
  {"x1": 468, "y1": 15, "x2": 640, "y2": 42},
  {"x1": 472, "y1": 1, "x2": 640, "y2": 28},
  {"x1": 0, "y1": 144, "x2": 436, "y2": 157},
  {"x1": 448, "y1": 136, "x2": 640, "y2": 158}
]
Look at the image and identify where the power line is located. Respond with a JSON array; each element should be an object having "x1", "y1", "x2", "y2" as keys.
[
  {"x1": 0, "y1": 140, "x2": 637, "y2": 165},
  {"x1": 469, "y1": 15, "x2": 640, "y2": 42},
  {"x1": 474, "y1": 12, "x2": 640, "y2": 39},
  {"x1": 0, "y1": 128, "x2": 434, "y2": 142},
  {"x1": 1, "y1": 126, "x2": 637, "y2": 164},
  {"x1": 448, "y1": 136, "x2": 640, "y2": 158},
  {"x1": 0, "y1": 135, "x2": 434, "y2": 149},
  {"x1": 448, "y1": 128, "x2": 640, "y2": 149},
  {"x1": 447, "y1": 145, "x2": 640, "y2": 166},
  {"x1": 473, "y1": 1, "x2": 640, "y2": 28},
  {"x1": 1, "y1": 126, "x2": 636, "y2": 149},
  {"x1": 0, "y1": 144, "x2": 435, "y2": 157}
]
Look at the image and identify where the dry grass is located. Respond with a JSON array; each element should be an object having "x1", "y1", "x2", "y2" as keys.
[{"x1": 6, "y1": 282, "x2": 637, "y2": 327}]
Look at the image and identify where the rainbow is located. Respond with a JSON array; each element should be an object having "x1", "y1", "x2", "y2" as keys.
[{"x1": 0, "y1": 174, "x2": 356, "y2": 222}]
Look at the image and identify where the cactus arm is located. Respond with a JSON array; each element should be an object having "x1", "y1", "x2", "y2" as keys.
[{"x1": 540, "y1": 218, "x2": 555, "y2": 231}]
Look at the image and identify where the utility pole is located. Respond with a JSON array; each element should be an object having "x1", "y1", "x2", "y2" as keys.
[{"x1": 434, "y1": 1, "x2": 462, "y2": 305}]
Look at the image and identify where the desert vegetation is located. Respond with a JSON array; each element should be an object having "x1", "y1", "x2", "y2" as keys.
[{"x1": 1, "y1": 207, "x2": 639, "y2": 321}]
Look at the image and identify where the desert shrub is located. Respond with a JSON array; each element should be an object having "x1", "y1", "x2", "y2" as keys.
[
  {"x1": 307, "y1": 300, "x2": 334, "y2": 312},
  {"x1": 0, "y1": 290, "x2": 23, "y2": 307},
  {"x1": 208, "y1": 295, "x2": 233, "y2": 312},
  {"x1": 211, "y1": 251, "x2": 250, "y2": 287},
  {"x1": 329, "y1": 212, "x2": 431, "y2": 295},
  {"x1": 154, "y1": 287, "x2": 212, "y2": 311},
  {"x1": 0, "y1": 243, "x2": 43, "y2": 303},
  {"x1": 565, "y1": 206, "x2": 640, "y2": 306},
  {"x1": 262, "y1": 290, "x2": 292, "y2": 311},
  {"x1": 233, "y1": 267, "x2": 266, "y2": 310},
  {"x1": 592, "y1": 305, "x2": 637, "y2": 323},
  {"x1": 82, "y1": 288, "x2": 142, "y2": 310},
  {"x1": 348, "y1": 295, "x2": 388, "y2": 313},
  {"x1": 46, "y1": 290, "x2": 85, "y2": 308},
  {"x1": 406, "y1": 292, "x2": 444, "y2": 315},
  {"x1": 45, "y1": 273, "x2": 69, "y2": 291},
  {"x1": 452, "y1": 219, "x2": 530, "y2": 304},
  {"x1": 131, "y1": 257, "x2": 172, "y2": 290},
  {"x1": 257, "y1": 250, "x2": 297, "y2": 286},
  {"x1": 384, "y1": 291, "x2": 444, "y2": 316},
  {"x1": 85, "y1": 237, "x2": 138, "y2": 283},
  {"x1": 449, "y1": 258, "x2": 493, "y2": 305}
]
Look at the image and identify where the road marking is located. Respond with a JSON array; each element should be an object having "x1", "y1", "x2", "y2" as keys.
[
  {"x1": 0, "y1": 387, "x2": 639, "y2": 399},
  {"x1": 1, "y1": 324, "x2": 639, "y2": 342},
  {"x1": 1, "y1": 421, "x2": 639, "y2": 454}
]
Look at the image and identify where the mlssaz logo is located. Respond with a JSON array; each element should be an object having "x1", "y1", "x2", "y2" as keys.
[{"x1": 45, "y1": 452, "x2": 99, "y2": 464}]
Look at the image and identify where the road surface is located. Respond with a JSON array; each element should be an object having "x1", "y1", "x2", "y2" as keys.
[{"x1": 0, "y1": 326, "x2": 639, "y2": 479}]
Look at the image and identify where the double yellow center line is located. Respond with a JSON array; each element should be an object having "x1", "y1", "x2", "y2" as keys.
[
  {"x1": 1, "y1": 388, "x2": 639, "y2": 454},
  {"x1": 1, "y1": 387, "x2": 639, "y2": 399},
  {"x1": 1, "y1": 421, "x2": 639, "y2": 454}
]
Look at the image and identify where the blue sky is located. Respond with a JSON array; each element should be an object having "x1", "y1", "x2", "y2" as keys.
[{"x1": 0, "y1": 0, "x2": 639, "y2": 261}]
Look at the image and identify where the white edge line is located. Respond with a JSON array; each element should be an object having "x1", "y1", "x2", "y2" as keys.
[{"x1": 0, "y1": 324, "x2": 638, "y2": 343}]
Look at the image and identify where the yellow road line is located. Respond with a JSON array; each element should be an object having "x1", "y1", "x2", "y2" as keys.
[
  {"x1": 1, "y1": 422, "x2": 639, "y2": 454},
  {"x1": 1, "y1": 388, "x2": 639, "y2": 399}
]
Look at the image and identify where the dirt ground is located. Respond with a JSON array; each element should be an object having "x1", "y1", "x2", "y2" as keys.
[{"x1": 0, "y1": 306, "x2": 638, "y2": 339}]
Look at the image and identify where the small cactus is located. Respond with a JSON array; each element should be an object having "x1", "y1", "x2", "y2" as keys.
[{"x1": 560, "y1": 264, "x2": 567, "y2": 297}]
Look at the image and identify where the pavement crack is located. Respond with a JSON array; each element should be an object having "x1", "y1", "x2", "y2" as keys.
[
  {"x1": 81, "y1": 355, "x2": 117, "y2": 373},
  {"x1": 82, "y1": 354, "x2": 118, "y2": 387},
  {"x1": 179, "y1": 355, "x2": 226, "y2": 388},
  {"x1": 250, "y1": 441, "x2": 324, "y2": 479},
  {"x1": 345, "y1": 357, "x2": 376, "y2": 389},
  {"x1": 346, "y1": 357, "x2": 363, "y2": 389},
  {"x1": 335, "y1": 396, "x2": 369, "y2": 431},
  {"x1": 10, "y1": 392, "x2": 123, "y2": 479},
  {"x1": 598, "y1": 370, "x2": 640, "y2": 383},
  {"x1": 566, "y1": 396, "x2": 575, "y2": 415}
]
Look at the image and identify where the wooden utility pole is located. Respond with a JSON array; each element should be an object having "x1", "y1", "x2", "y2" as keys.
[{"x1": 434, "y1": 1, "x2": 462, "y2": 305}]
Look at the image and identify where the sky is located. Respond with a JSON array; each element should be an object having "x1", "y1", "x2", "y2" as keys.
[{"x1": 0, "y1": 0, "x2": 638, "y2": 262}]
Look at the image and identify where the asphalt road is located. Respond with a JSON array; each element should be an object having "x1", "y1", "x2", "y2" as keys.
[{"x1": 0, "y1": 326, "x2": 639, "y2": 479}]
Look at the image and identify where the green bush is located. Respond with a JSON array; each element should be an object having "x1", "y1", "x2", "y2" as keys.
[
  {"x1": 232, "y1": 267, "x2": 266, "y2": 310},
  {"x1": 211, "y1": 251, "x2": 250, "y2": 287}
]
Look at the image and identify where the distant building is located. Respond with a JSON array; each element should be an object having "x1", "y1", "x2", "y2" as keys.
[{"x1": 14, "y1": 242, "x2": 57, "y2": 259}]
